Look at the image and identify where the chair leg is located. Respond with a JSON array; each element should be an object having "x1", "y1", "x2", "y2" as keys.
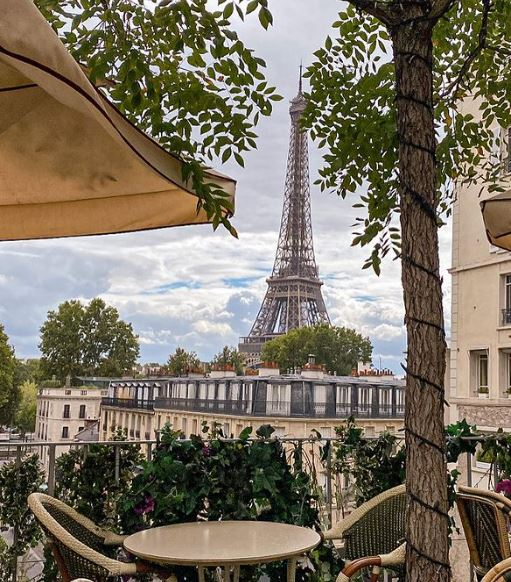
[{"x1": 48, "y1": 541, "x2": 72, "y2": 582}]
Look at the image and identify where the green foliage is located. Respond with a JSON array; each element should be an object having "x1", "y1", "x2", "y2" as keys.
[
  {"x1": 54, "y1": 429, "x2": 143, "y2": 526},
  {"x1": 35, "y1": 0, "x2": 281, "y2": 233},
  {"x1": 14, "y1": 381, "x2": 37, "y2": 436},
  {"x1": 0, "y1": 324, "x2": 18, "y2": 427},
  {"x1": 261, "y1": 324, "x2": 372, "y2": 375},
  {"x1": 166, "y1": 347, "x2": 202, "y2": 376},
  {"x1": 303, "y1": 1, "x2": 511, "y2": 271},
  {"x1": 14, "y1": 359, "x2": 42, "y2": 387},
  {"x1": 39, "y1": 298, "x2": 140, "y2": 382},
  {"x1": 211, "y1": 345, "x2": 245, "y2": 374},
  {"x1": 118, "y1": 423, "x2": 335, "y2": 581},
  {"x1": 445, "y1": 419, "x2": 478, "y2": 463},
  {"x1": 0, "y1": 455, "x2": 44, "y2": 579},
  {"x1": 332, "y1": 417, "x2": 405, "y2": 506}
]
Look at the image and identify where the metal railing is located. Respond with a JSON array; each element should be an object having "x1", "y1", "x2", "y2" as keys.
[
  {"x1": 102, "y1": 397, "x2": 154, "y2": 410},
  {"x1": 152, "y1": 397, "x2": 405, "y2": 418},
  {"x1": 0, "y1": 433, "x2": 499, "y2": 582}
]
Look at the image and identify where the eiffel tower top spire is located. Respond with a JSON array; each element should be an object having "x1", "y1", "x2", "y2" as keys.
[{"x1": 239, "y1": 69, "x2": 330, "y2": 365}]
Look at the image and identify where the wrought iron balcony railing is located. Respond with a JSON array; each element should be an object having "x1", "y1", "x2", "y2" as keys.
[
  {"x1": 152, "y1": 397, "x2": 404, "y2": 419},
  {"x1": 102, "y1": 397, "x2": 154, "y2": 411}
]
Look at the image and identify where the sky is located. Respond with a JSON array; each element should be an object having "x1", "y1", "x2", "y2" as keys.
[{"x1": 0, "y1": 0, "x2": 452, "y2": 374}]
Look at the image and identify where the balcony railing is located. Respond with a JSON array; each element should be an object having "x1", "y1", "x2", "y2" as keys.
[
  {"x1": 0, "y1": 433, "x2": 488, "y2": 581},
  {"x1": 102, "y1": 397, "x2": 154, "y2": 411},
  {"x1": 153, "y1": 397, "x2": 404, "y2": 418},
  {"x1": 502, "y1": 308, "x2": 511, "y2": 325}
]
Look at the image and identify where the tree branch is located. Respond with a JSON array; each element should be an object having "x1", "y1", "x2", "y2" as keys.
[
  {"x1": 439, "y1": 0, "x2": 492, "y2": 100},
  {"x1": 429, "y1": 0, "x2": 457, "y2": 19},
  {"x1": 347, "y1": 0, "x2": 395, "y2": 27}
]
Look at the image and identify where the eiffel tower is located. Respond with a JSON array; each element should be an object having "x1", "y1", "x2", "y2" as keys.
[{"x1": 239, "y1": 70, "x2": 330, "y2": 365}]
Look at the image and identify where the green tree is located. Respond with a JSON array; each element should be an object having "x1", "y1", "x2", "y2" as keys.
[
  {"x1": 211, "y1": 346, "x2": 245, "y2": 375},
  {"x1": 262, "y1": 324, "x2": 372, "y2": 375},
  {"x1": 38, "y1": 300, "x2": 83, "y2": 382},
  {"x1": 36, "y1": 0, "x2": 280, "y2": 234},
  {"x1": 166, "y1": 347, "x2": 201, "y2": 376},
  {"x1": 14, "y1": 359, "x2": 41, "y2": 387},
  {"x1": 80, "y1": 298, "x2": 140, "y2": 377},
  {"x1": 301, "y1": 1, "x2": 511, "y2": 579},
  {"x1": 14, "y1": 381, "x2": 38, "y2": 436},
  {"x1": 33, "y1": 0, "x2": 511, "y2": 577},
  {"x1": 0, "y1": 324, "x2": 18, "y2": 427},
  {"x1": 39, "y1": 298, "x2": 139, "y2": 382}
]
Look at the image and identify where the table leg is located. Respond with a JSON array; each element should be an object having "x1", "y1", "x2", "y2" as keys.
[
  {"x1": 198, "y1": 566, "x2": 206, "y2": 582},
  {"x1": 287, "y1": 557, "x2": 297, "y2": 582}
]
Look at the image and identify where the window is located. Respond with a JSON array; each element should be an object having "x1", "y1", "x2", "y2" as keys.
[
  {"x1": 336, "y1": 385, "x2": 351, "y2": 415},
  {"x1": 478, "y1": 354, "x2": 489, "y2": 393},
  {"x1": 80, "y1": 390, "x2": 88, "y2": 396},
  {"x1": 63, "y1": 404, "x2": 70, "y2": 419},
  {"x1": 358, "y1": 387, "x2": 372, "y2": 415},
  {"x1": 79, "y1": 404, "x2": 86, "y2": 419},
  {"x1": 503, "y1": 275, "x2": 511, "y2": 325},
  {"x1": 61, "y1": 426, "x2": 69, "y2": 439},
  {"x1": 65, "y1": 389, "x2": 71, "y2": 395},
  {"x1": 379, "y1": 388, "x2": 392, "y2": 415},
  {"x1": 470, "y1": 350, "x2": 490, "y2": 395},
  {"x1": 78, "y1": 426, "x2": 84, "y2": 433}
]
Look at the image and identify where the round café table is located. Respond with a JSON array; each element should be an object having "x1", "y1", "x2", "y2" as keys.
[{"x1": 123, "y1": 521, "x2": 321, "y2": 582}]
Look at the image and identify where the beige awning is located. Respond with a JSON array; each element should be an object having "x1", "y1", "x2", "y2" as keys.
[
  {"x1": 481, "y1": 190, "x2": 511, "y2": 251},
  {"x1": 0, "y1": 0, "x2": 235, "y2": 241}
]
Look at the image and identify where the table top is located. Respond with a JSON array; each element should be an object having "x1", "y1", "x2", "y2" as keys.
[{"x1": 123, "y1": 521, "x2": 321, "y2": 566}]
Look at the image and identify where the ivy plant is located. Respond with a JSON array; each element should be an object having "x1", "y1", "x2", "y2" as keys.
[{"x1": 0, "y1": 454, "x2": 44, "y2": 581}]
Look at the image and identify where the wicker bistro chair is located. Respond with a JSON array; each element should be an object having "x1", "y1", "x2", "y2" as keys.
[
  {"x1": 28, "y1": 492, "x2": 168, "y2": 582},
  {"x1": 481, "y1": 557, "x2": 511, "y2": 582},
  {"x1": 456, "y1": 486, "x2": 511, "y2": 581},
  {"x1": 322, "y1": 483, "x2": 406, "y2": 582}
]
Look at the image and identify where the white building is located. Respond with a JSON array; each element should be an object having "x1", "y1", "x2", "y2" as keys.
[
  {"x1": 35, "y1": 385, "x2": 106, "y2": 469},
  {"x1": 449, "y1": 102, "x2": 511, "y2": 431}
]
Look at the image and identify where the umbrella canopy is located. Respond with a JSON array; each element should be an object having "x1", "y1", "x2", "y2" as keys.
[
  {"x1": 481, "y1": 190, "x2": 511, "y2": 251},
  {"x1": 0, "y1": 0, "x2": 235, "y2": 241}
]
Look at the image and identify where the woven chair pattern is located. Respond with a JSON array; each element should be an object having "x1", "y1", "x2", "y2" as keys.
[
  {"x1": 466, "y1": 500, "x2": 506, "y2": 573},
  {"x1": 57, "y1": 542, "x2": 112, "y2": 581},
  {"x1": 43, "y1": 503, "x2": 109, "y2": 554},
  {"x1": 28, "y1": 493, "x2": 138, "y2": 582},
  {"x1": 343, "y1": 492, "x2": 406, "y2": 578},
  {"x1": 457, "y1": 486, "x2": 511, "y2": 581}
]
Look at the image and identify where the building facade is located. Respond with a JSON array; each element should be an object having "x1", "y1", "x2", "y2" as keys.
[
  {"x1": 448, "y1": 103, "x2": 511, "y2": 431},
  {"x1": 35, "y1": 385, "x2": 106, "y2": 469},
  {"x1": 100, "y1": 369, "x2": 405, "y2": 441}
]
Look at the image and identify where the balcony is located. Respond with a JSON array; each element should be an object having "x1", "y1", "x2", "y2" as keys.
[
  {"x1": 102, "y1": 396, "x2": 154, "y2": 411},
  {"x1": 154, "y1": 397, "x2": 404, "y2": 418},
  {"x1": 0, "y1": 427, "x2": 492, "y2": 581}
]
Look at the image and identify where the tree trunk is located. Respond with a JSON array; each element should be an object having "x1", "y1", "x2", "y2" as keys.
[{"x1": 392, "y1": 18, "x2": 450, "y2": 582}]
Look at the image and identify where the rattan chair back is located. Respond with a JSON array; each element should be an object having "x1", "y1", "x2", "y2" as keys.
[
  {"x1": 28, "y1": 492, "x2": 136, "y2": 582},
  {"x1": 457, "y1": 486, "x2": 511, "y2": 580},
  {"x1": 343, "y1": 485, "x2": 407, "y2": 576}
]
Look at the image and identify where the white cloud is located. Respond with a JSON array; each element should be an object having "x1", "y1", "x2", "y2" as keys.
[{"x1": 0, "y1": 0, "x2": 453, "y2": 374}]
